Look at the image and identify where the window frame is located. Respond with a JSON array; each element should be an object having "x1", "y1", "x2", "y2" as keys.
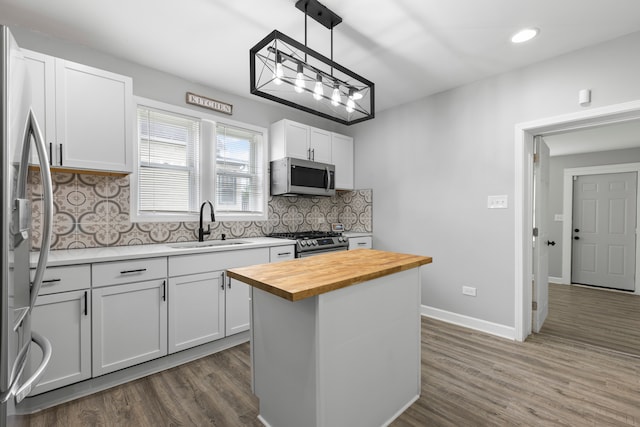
[{"x1": 130, "y1": 97, "x2": 268, "y2": 223}]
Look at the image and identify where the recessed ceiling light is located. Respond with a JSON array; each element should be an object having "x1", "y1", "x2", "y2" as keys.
[{"x1": 511, "y1": 28, "x2": 539, "y2": 44}]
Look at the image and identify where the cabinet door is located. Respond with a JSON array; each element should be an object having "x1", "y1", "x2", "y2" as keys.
[
  {"x1": 225, "y1": 276, "x2": 251, "y2": 336},
  {"x1": 168, "y1": 271, "x2": 225, "y2": 353},
  {"x1": 28, "y1": 290, "x2": 91, "y2": 395},
  {"x1": 332, "y1": 133, "x2": 354, "y2": 190},
  {"x1": 284, "y1": 120, "x2": 310, "y2": 160},
  {"x1": 22, "y1": 49, "x2": 55, "y2": 165},
  {"x1": 309, "y1": 127, "x2": 332, "y2": 163},
  {"x1": 55, "y1": 59, "x2": 133, "y2": 172},
  {"x1": 92, "y1": 279, "x2": 167, "y2": 376}
]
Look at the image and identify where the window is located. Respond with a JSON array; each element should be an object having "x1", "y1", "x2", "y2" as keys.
[
  {"x1": 215, "y1": 124, "x2": 264, "y2": 215},
  {"x1": 131, "y1": 97, "x2": 267, "y2": 222}
]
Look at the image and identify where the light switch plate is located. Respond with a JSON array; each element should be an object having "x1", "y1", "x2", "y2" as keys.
[{"x1": 487, "y1": 195, "x2": 508, "y2": 209}]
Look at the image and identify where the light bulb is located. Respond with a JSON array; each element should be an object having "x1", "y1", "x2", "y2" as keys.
[
  {"x1": 313, "y1": 74, "x2": 323, "y2": 100},
  {"x1": 351, "y1": 90, "x2": 363, "y2": 100},
  {"x1": 295, "y1": 64, "x2": 305, "y2": 93},
  {"x1": 274, "y1": 54, "x2": 283, "y2": 85},
  {"x1": 346, "y1": 97, "x2": 355, "y2": 113},
  {"x1": 511, "y1": 28, "x2": 539, "y2": 44},
  {"x1": 331, "y1": 84, "x2": 340, "y2": 106}
]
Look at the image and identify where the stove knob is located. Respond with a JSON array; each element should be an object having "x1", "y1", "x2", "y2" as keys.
[
  {"x1": 300, "y1": 241, "x2": 307, "y2": 246},
  {"x1": 339, "y1": 237, "x2": 345, "y2": 242},
  {"x1": 312, "y1": 240, "x2": 318, "y2": 245}
]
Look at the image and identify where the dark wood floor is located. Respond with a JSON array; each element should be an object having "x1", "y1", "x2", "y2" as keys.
[
  {"x1": 541, "y1": 283, "x2": 640, "y2": 356},
  {"x1": 27, "y1": 317, "x2": 640, "y2": 426}
]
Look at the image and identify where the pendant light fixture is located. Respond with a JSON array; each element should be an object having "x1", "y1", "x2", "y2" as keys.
[{"x1": 250, "y1": 0, "x2": 374, "y2": 125}]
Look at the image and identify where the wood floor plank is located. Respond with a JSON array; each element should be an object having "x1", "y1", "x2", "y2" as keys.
[
  {"x1": 541, "y1": 283, "x2": 640, "y2": 356},
  {"x1": 25, "y1": 317, "x2": 640, "y2": 426}
]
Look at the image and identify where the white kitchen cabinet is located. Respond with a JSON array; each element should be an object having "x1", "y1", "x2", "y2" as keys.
[
  {"x1": 331, "y1": 133, "x2": 354, "y2": 190},
  {"x1": 23, "y1": 49, "x2": 55, "y2": 166},
  {"x1": 29, "y1": 289, "x2": 91, "y2": 395},
  {"x1": 167, "y1": 248, "x2": 269, "y2": 352},
  {"x1": 348, "y1": 236, "x2": 372, "y2": 250},
  {"x1": 309, "y1": 127, "x2": 332, "y2": 163},
  {"x1": 91, "y1": 256, "x2": 168, "y2": 377},
  {"x1": 224, "y1": 275, "x2": 252, "y2": 336},
  {"x1": 92, "y1": 279, "x2": 167, "y2": 376},
  {"x1": 22, "y1": 49, "x2": 133, "y2": 173},
  {"x1": 168, "y1": 271, "x2": 224, "y2": 354},
  {"x1": 270, "y1": 119, "x2": 331, "y2": 163},
  {"x1": 269, "y1": 245, "x2": 295, "y2": 263},
  {"x1": 27, "y1": 264, "x2": 91, "y2": 395}
]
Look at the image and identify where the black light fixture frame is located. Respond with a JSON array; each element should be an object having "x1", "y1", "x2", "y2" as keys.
[{"x1": 249, "y1": 1, "x2": 374, "y2": 125}]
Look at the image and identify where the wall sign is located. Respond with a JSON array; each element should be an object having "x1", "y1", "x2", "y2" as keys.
[{"x1": 186, "y1": 92, "x2": 233, "y2": 115}]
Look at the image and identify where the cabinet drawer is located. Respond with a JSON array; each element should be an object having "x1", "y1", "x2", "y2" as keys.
[
  {"x1": 348, "y1": 236, "x2": 372, "y2": 250},
  {"x1": 31, "y1": 264, "x2": 90, "y2": 295},
  {"x1": 169, "y1": 248, "x2": 269, "y2": 277},
  {"x1": 92, "y1": 257, "x2": 167, "y2": 287},
  {"x1": 270, "y1": 246, "x2": 295, "y2": 263}
]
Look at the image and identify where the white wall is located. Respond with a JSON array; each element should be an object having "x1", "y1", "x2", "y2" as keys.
[{"x1": 351, "y1": 31, "x2": 640, "y2": 328}]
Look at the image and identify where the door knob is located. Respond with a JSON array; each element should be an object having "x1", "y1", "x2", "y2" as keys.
[
  {"x1": 547, "y1": 240, "x2": 556, "y2": 246},
  {"x1": 574, "y1": 236, "x2": 580, "y2": 240},
  {"x1": 574, "y1": 228, "x2": 580, "y2": 232}
]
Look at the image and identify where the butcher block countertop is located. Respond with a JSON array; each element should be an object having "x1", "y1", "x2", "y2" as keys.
[{"x1": 226, "y1": 249, "x2": 432, "y2": 301}]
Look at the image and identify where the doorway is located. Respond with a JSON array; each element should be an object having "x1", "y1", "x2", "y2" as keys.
[{"x1": 515, "y1": 99, "x2": 640, "y2": 342}]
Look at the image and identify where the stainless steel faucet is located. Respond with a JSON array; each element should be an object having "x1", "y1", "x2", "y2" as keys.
[{"x1": 198, "y1": 200, "x2": 215, "y2": 242}]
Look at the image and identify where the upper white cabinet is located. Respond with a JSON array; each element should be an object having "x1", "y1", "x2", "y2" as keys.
[
  {"x1": 22, "y1": 49, "x2": 133, "y2": 173},
  {"x1": 270, "y1": 119, "x2": 332, "y2": 164},
  {"x1": 270, "y1": 119, "x2": 354, "y2": 190},
  {"x1": 331, "y1": 133, "x2": 354, "y2": 190}
]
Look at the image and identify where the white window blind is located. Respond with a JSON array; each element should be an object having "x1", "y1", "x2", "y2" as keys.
[
  {"x1": 137, "y1": 106, "x2": 200, "y2": 214},
  {"x1": 215, "y1": 124, "x2": 264, "y2": 214}
]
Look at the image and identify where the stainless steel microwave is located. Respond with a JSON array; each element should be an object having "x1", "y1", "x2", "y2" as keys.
[{"x1": 270, "y1": 157, "x2": 336, "y2": 197}]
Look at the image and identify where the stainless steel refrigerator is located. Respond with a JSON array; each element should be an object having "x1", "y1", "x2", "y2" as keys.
[{"x1": 1, "y1": 25, "x2": 53, "y2": 427}]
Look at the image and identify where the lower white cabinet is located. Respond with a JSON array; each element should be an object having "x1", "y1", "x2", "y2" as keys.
[
  {"x1": 224, "y1": 275, "x2": 251, "y2": 336},
  {"x1": 348, "y1": 236, "x2": 372, "y2": 250},
  {"x1": 29, "y1": 289, "x2": 91, "y2": 395},
  {"x1": 92, "y1": 279, "x2": 168, "y2": 376},
  {"x1": 168, "y1": 272, "x2": 225, "y2": 354}
]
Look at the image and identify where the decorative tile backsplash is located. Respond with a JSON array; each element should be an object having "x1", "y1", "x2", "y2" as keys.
[{"x1": 28, "y1": 170, "x2": 372, "y2": 250}]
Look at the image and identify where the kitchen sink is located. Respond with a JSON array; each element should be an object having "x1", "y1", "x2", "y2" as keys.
[{"x1": 167, "y1": 239, "x2": 249, "y2": 249}]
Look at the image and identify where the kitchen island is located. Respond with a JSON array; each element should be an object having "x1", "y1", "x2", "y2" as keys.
[{"x1": 227, "y1": 249, "x2": 432, "y2": 427}]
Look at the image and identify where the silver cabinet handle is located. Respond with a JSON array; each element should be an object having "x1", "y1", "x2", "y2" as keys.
[
  {"x1": 162, "y1": 280, "x2": 166, "y2": 302},
  {"x1": 58, "y1": 143, "x2": 63, "y2": 166},
  {"x1": 220, "y1": 272, "x2": 225, "y2": 290},
  {"x1": 311, "y1": 148, "x2": 315, "y2": 161},
  {"x1": 277, "y1": 252, "x2": 292, "y2": 256},
  {"x1": 14, "y1": 330, "x2": 52, "y2": 403},
  {"x1": 41, "y1": 278, "x2": 61, "y2": 285},
  {"x1": 358, "y1": 242, "x2": 367, "y2": 246},
  {"x1": 84, "y1": 291, "x2": 88, "y2": 316}
]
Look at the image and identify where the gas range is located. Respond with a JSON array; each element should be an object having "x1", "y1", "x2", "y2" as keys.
[{"x1": 269, "y1": 231, "x2": 349, "y2": 257}]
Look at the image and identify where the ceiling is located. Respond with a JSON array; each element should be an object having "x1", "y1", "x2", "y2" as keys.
[
  {"x1": 1, "y1": 0, "x2": 640, "y2": 114},
  {"x1": 544, "y1": 119, "x2": 640, "y2": 157}
]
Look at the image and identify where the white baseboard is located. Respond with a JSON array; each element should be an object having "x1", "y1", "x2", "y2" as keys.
[
  {"x1": 549, "y1": 276, "x2": 564, "y2": 284},
  {"x1": 421, "y1": 305, "x2": 516, "y2": 340}
]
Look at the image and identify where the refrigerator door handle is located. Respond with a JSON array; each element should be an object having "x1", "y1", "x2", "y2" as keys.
[
  {"x1": 18, "y1": 109, "x2": 54, "y2": 310},
  {"x1": 14, "y1": 330, "x2": 52, "y2": 403}
]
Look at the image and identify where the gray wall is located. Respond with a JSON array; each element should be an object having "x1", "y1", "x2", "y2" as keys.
[
  {"x1": 350, "y1": 31, "x2": 640, "y2": 328},
  {"x1": 547, "y1": 147, "x2": 640, "y2": 278}
]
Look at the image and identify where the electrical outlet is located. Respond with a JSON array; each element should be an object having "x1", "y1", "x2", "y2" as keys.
[
  {"x1": 487, "y1": 195, "x2": 508, "y2": 209},
  {"x1": 462, "y1": 286, "x2": 477, "y2": 297}
]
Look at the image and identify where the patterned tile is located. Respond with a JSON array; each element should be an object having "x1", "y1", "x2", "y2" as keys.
[{"x1": 29, "y1": 171, "x2": 373, "y2": 250}]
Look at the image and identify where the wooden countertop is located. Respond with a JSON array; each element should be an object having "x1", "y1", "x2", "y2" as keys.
[{"x1": 226, "y1": 249, "x2": 432, "y2": 301}]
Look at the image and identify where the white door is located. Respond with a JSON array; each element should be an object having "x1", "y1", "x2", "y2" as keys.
[
  {"x1": 533, "y1": 136, "x2": 550, "y2": 333},
  {"x1": 572, "y1": 172, "x2": 637, "y2": 291}
]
